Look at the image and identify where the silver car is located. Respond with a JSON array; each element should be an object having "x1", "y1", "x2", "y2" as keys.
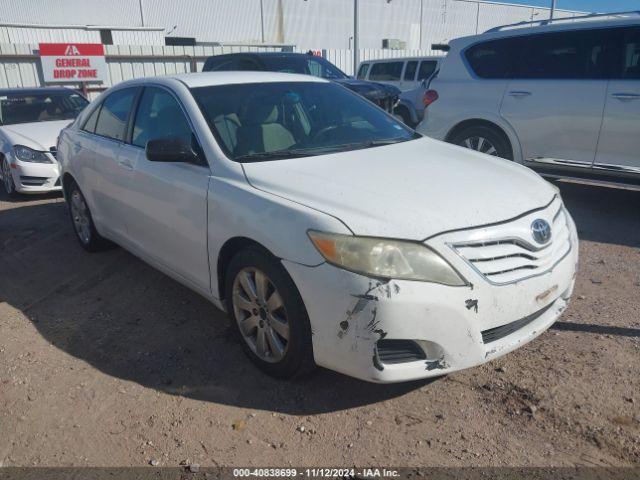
[{"x1": 417, "y1": 11, "x2": 640, "y2": 190}]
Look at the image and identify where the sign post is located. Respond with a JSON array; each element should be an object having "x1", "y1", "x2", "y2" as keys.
[{"x1": 39, "y1": 43, "x2": 108, "y2": 85}]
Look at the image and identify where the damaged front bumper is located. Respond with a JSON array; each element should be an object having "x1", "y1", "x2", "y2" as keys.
[{"x1": 282, "y1": 202, "x2": 579, "y2": 383}]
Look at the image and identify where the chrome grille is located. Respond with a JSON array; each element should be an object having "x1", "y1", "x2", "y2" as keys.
[{"x1": 451, "y1": 200, "x2": 572, "y2": 285}]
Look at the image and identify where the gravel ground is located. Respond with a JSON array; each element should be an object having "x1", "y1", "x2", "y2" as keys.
[{"x1": 0, "y1": 181, "x2": 638, "y2": 468}]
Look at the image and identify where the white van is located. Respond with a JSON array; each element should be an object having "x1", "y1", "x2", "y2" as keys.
[
  {"x1": 357, "y1": 56, "x2": 442, "y2": 126},
  {"x1": 357, "y1": 56, "x2": 441, "y2": 91}
]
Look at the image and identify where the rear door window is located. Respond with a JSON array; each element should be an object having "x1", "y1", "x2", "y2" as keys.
[
  {"x1": 357, "y1": 63, "x2": 370, "y2": 79},
  {"x1": 511, "y1": 29, "x2": 612, "y2": 80},
  {"x1": 82, "y1": 104, "x2": 101, "y2": 133},
  {"x1": 94, "y1": 88, "x2": 137, "y2": 141},
  {"x1": 417, "y1": 60, "x2": 437, "y2": 81},
  {"x1": 465, "y1": 39, "x2": 515, "y2": 79},
  {"x1": 616, "y1": 27, "x2": 640, "y2": 79},
  {"x1": 404, "y1": 61, "x2": 418, "y2": 81},
  {"x1": 369, "y1": 62, "x2": 404, "y2": 81}
]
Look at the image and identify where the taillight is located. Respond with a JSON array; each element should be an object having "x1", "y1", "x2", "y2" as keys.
[{"x1": 423, "y1": 89, "x2": 439, "y2": 108}]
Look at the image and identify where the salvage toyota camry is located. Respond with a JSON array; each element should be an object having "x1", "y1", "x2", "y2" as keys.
[{"x1": 57, "y1": 72, "x2": 578, "y2": 383}]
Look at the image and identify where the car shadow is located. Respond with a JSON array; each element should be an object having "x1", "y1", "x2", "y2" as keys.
[
  {"x1": 0, "y1": 192, "x2": 431, "y2": 414},
  {"x1": 554, "y1": 181, "x2": 640, "y2": 248},
  {"x1": 0, "y1": 181, "x2": 637, "y2": 414}
]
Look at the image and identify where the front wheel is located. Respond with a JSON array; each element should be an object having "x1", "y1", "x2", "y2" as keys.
[
  {"x1": 450, "y1": 125, "x2": 513, "y2": 160},
  {"x1": 225, "y1": 247, "x2": 315, "y2": 380},
  {"x1": 1, "y1": 157, "x2": 18, "y2": 198}
]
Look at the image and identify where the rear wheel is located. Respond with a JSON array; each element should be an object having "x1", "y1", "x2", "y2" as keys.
[
  {"x1": 67, "y1": 180, "x2": 113, "y2": 252},
  {"x1": 225, "y1": 247, "x2": 315, "y2": 380},
  {"x1": 1, "y1": 157, "x2": 17, "y2": 198},
  {"x1": 450, "y1": 125, "x2": 513, "y2": 160}
]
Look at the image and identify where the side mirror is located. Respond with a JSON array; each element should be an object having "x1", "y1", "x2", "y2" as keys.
[{"x1": 145, "y1": 137, "x2": 198, "y2": 163}]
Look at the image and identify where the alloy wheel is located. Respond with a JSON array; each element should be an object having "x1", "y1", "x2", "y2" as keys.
[
  {"x1": 232, "y1": 267, "x2": 290, "y2": 363},
  {"x1": 70, "y1": 190, "x2": 91, "y2": 245},
  {"x1": 2, "y1": 159, "x2": 14, "y2": 194},
  {"x1": 462, "y1": 136, "x2": 498, "y2": 156}
]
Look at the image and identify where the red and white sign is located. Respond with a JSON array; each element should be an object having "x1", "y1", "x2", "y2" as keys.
[{"x1": 39, "y1": 43, "x2": 108, "y2": 83}]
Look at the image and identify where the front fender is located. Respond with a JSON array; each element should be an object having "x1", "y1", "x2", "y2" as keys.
[{"x1": 207, "y1": 176, "x2": 350, "y2": 300}]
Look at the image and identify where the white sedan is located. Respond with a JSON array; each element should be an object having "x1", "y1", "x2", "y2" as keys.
[
  {"x1": 57, "y1": 72, "x2": 578, "y2": 383},
  {"x1": 0, "y1": 87, "x2": 89, "y2": 196}
]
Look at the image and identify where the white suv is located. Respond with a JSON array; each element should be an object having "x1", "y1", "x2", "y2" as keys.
[{"x1": 417, "y1": 12, "x2": 640, "y2": 189}]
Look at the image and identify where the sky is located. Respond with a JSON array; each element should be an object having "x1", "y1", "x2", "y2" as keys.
[{"x1": 502, "y1": 0, "x2": 640, "y2": 13}]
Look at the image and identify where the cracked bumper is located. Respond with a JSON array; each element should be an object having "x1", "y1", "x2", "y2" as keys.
[{"x1": 283, "y1": 237, "x2": 577, "y2": 383}]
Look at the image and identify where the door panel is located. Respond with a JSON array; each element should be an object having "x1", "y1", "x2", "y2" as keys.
[
  {"x1": 91, "y1": 139, "x2": 131, "y2": 237},
  {"x1": 500, "y1": 29, "x2": 612, "y2": 165},
  {"x1": 89, "y1": 88, "x2": 138, "y2": 238},
  {"x1": 122, "y1": 86, "x2": 211, "y2": 292},
  {"x1": 594, "y1": 27, "x2": 640, "y2": 172},
  {"x1": 123, "y1": 155, "x2": 211, "y2": 290},
  {"x1": 501, "y1": 81, "x2": 607, "y2": 164}
]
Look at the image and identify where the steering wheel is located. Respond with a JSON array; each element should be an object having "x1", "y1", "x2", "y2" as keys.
[{"x1": 312, "y1": 123, "x2": 350, "y2": 143}]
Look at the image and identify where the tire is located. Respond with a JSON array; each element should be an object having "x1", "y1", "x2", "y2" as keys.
[
  {"x1": 1, "y1": 157, "x2": 18, "y2": 198},
  {"x1": 225, "y1": 247, "x2": 315, "y2": 380},
  {"x1": 394, "y1": 106, "x2": 414, "y2": 128},
  {"x1": 449, "y1": 125, "x2": 513, "y2": 160},
  {"x1": 66, "y1": 180, "x2": 113, "y2": 252}
]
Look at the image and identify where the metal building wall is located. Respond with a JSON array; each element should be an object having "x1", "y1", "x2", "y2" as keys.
[
  {"x1": 0, "y1": 25, "x2": 164, "y2": 46},
  {"x1": 0, "y1": 0, "x2": 143, "y2": 26},
  {"x1": 0, "y1": 0, "x2": 584, "y2": 50},
  {"x1": 144, "y1": 0, "x2": 264, "y2": 44}
]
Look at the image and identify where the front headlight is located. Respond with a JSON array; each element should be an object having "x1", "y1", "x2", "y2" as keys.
[
  {"x1": 13, "y1": 145, "x2": 52, "y2": 163},
  {"x1": 308, "y1": 230, "x2": 466, "y2": 286}
]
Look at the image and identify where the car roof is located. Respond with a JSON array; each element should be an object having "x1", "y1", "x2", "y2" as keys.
[
  {"x1": 115, "y1": 71, "x2": 329, "y2": 89},
  {"x1": 362, "y1": 56, "x2": 442, "y2": 63},
  {"x1": 208, "y1": 52, "x2": 317, "y2": 59},
  {"x1": 451, "y1": 15, "x2": 640, "y2": 47},
  {"x1": 0, "y1": 87, "x2": 78, "y2": 95}
]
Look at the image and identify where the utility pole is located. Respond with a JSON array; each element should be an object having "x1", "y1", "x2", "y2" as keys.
[
  {"x1": 550, "y1": 0, "x2": 556, "y2": 19},
  {"x1": 260, "y1": 0, "x2": 265, "y2": 43},
  {"x1": 353, "y1": 0, "x2": 359, "y2": 76}
]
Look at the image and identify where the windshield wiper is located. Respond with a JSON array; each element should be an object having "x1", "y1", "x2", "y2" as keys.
[
  {"x1": 234, "y1": 150, "x2": 310, "y2": 162},
  {"x1": 234, "y1": 137, "x2": 416, "y2": 162}
]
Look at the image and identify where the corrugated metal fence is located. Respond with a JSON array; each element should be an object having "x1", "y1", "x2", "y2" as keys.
[{"x1": 0, "y1": 43, "x2": 441, "y2": 97}]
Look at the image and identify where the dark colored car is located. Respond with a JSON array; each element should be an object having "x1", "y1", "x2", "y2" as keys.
[{"x1": 202, "y1": 52, "x2": 401, "y2": 114}]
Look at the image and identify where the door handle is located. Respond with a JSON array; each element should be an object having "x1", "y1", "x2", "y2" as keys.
[
  {"x1": 118, "y1": 159, "x2": 134, "y2": 171},
  {"x1": 508, "y1": 91, "x2": 532, "y2": 99},
  {"x1": 611, "y1": 92, "x2": 640, "y2": 101}
]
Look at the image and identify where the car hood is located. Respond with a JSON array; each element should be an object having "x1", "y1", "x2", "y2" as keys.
[
  {"x1": 334, "y1": 78, "x2": 400, "y2": 100},
  {"x1": 242, "y1": 137, "x2": 556, "y2": 240},
  {"x1": 1, "y1": 120, "x2": 71, "y2": 151}
]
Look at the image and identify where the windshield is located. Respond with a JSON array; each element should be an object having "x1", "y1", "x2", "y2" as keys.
[
  {"x1": 191, "y1": 82, "x2": 418, "y2": 162},
  {"x1": 260, "y1": 56, "x2": 348, "y2": 80},
  {"x1": 0, "y1": 91, "x2": 89, "y2": 125}
]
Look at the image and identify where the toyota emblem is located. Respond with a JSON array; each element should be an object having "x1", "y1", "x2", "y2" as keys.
[{"x1": 531, "y1": 219, "x2": 552, "y2": 244}]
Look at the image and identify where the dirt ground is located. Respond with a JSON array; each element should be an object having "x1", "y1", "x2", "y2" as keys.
[{"x1": 0, "y1": 181, "x2": 638, "y2": 468}]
